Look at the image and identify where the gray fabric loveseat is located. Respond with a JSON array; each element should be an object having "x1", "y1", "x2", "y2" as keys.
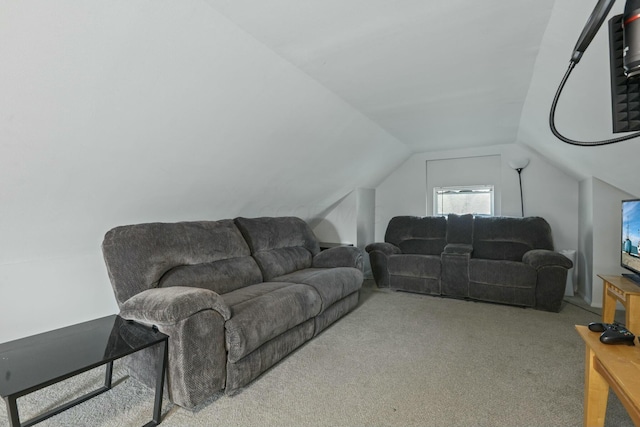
[
  {"x1": 102, "y1": 216, "x2": 363, "y2": 409},
  {"x1": 366, "y1": 214, "x2": 572, "y2": 312}
]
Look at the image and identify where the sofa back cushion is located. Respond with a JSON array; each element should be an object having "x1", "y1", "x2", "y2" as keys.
[
  {"x1": 102, "y1": 220, "x2": 263, "y2": 306},
  {"x1": 385, "y1": 216, "x2": 447, "y2": 255},
  {"x1": 446, "y1": 213, "x2": 473, "y2": 244},
  {"x1": 235, "y1": 216, "x2": 320, "y2": 281},
  {"x1": 472, "y1": 216, "x2": 554, "y2": 261}
]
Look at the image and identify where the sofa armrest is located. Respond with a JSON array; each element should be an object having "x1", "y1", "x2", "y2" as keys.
[
  {"x1": 364, "y1": 242, "x2": 400, "y2": 289},
  {"x1": 313, "y1": 246, "x2": 364, "y2": 271},
  {"x1": 365, "y1": 242, "x2": 401, "y2": 256},
  {"x1": 523, "y1": 249, "x2": 573, "y2": 270},
  {"x1": 443, "y1": 243, "x2": 473, "y2": 255},
  {"x1": 119, "y1": 286, "x2": 232, "y2": 326}
]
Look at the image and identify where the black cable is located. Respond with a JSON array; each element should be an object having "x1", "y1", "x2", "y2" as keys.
[
  {"x1": 549, "y1": 61, "x2": 640, "y2": 146},
  {"x1": 562, "y1": 298, "x2": 602, "y2": 317}
]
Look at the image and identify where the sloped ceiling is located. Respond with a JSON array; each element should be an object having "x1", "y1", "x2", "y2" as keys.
[
  {"x1": 0, "y1": 0, "x2": 410, "y2": 262},
  {"x1": 205, "y1": 0, "x2": 557, "y2": 152},
  {"x1": 205, "y1": 0, "x2": 640, "y2": 198}
]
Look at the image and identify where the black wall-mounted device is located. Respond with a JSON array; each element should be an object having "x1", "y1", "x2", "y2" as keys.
[
  {"x1": 550, "y1": 0, "x2": 640, "y2": 145},
  {"x1": 609, "y1": 14, "x2": 640, "y2": 132}
]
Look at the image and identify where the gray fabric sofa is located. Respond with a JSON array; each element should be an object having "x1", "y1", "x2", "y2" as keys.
[
  {"x1": 102, "y1": 216, "x2": 363, "y2": 409},
  {"x1": 365, "y1": 214, "x2": 572, "y2": 312}
]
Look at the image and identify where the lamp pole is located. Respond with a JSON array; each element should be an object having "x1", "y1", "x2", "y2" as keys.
[
  {"x1": 508, "y1": 158, "x2": 529, "y2": 218},
  {"x1": 516, "y1": 167, "x2": 524, "y2": 217}
]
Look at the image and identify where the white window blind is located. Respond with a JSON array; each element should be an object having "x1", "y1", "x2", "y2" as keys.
[{"x1": 434, "y1": 185, "x2": 494, "y2": 216}]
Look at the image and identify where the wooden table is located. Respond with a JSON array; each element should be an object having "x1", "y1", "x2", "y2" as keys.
[
  {"x1": 576, "y1": 325, "x2": 640, "y2": 427},
  {"x1": 599, "y1": 274, "x2": 640, "y2": 335}
]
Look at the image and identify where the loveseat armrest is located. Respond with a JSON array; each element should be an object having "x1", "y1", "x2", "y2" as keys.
[
  {"x1": 313, "y1": 246, "x2": 364, "y2": 271},
  {"x1": 523, "y1": 249, "x2": 573, "y2": 270},
  {"x1": 443, "y1": 243, "x2": 473, "y2": 255},
  {"x1": 364, "y1": 242, "x2": 401, "y2": 289},
  {"x1": 365, "y1": 242, "x2": 401, "y2": 256},
  {"x1": 119, "y1": 286, "x2": 232, "y2": 326}
]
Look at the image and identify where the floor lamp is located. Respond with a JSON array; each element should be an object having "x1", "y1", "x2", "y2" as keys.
[{"x1": 508, "y1": 158, "x2": 529, "y2": 217}]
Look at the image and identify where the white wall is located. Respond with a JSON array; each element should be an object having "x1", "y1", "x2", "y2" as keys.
[
  {"x1": 312, "y1": 191, "x2": 358, "y2": 246},
  {"x1": 374, "y1": 143, "x2": 580, "y2": 256},
  {"x1": 0, "y1": 2, "x2": 411, "y2": 343},
  {"x1": 578, "y1": 179, "x2": 594, "y2": 304},
  {"x1": 356, "y1": 188, "x2": 376, "y2": 252},
  {"x1": 579, "y1": 178, "x2": 636, "y2": 307},
  {"x1": 312, "y1": 188, "x2": 376, "y2": 277}
]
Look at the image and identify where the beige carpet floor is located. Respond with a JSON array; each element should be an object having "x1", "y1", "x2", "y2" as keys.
[{"x1": 0, "y1": 281, "x2": 634, "y2": 426}]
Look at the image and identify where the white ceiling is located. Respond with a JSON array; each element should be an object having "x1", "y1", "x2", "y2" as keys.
[
  {"x1": 205, "y1": 0, "x2": 556, "y2": 152},
  {"x1": 203, "y1": 0, "x2": 640, "y2": 198}
]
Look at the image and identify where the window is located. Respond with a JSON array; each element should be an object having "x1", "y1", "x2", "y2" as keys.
[{"x1": 433, "y1": 185, "x2": 494, "y2": 216}]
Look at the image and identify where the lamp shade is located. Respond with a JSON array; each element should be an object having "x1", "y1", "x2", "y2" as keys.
[{"x1": 508, "y1": 158, "x2": 530, "y2": 170}]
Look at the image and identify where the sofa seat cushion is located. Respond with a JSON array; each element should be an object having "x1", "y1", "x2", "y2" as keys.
[
  {"x1": 468, "y1": 259, "x2": 537, "y2": 306},
  {"x1": 223, "y1": 283, "x2": 321, "y2": 363},
  {"x1": 387, "y1": 254, "x2": 441, "y2": 278},
  {"x1": 272, "y1": 267, "x2": 363, "y2": 311}
]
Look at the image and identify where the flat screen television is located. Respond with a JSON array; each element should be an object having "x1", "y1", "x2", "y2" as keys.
[{"x1": 621, "y1": 199, "x2": 640, "y2": 282}]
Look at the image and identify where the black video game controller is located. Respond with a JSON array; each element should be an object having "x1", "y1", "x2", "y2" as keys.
[
  {"x1": 588, "y1": 322, "x2": 608, "y2": 332},
  {"x1": 588, "y1": 322, "x2": 636, "y2": 345}
]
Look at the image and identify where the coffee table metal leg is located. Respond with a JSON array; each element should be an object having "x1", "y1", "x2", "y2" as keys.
[
  {"x1": 144, "y1": 338, "x2": 168, "y2": 427},
  {"x1": 5, "y1": 396, "x2": 20, "y2": 427},
  {"x1": 104, "y1": 360, "x2": 114, "y2": 389}
]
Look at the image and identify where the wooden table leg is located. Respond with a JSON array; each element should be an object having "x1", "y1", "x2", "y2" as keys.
[
  {"x1": 626, "y1": 295, "x2": 640, "y2": 335},
  {"x1": 602, "y1": 283, "x2": 617, "y2": 325},
  {"x1": 584, "y1": 345, "x2": 609, "y2": 427}
]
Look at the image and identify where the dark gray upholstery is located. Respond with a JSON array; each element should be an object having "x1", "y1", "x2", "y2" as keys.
[
  {"x1": 468, "y1": 259, "x2": 537, "y2": 306},
  {"x1": 236, "y1": 216, "x2": 364, "y2": 331},
  {"x1": 446, "y1": 213, "x2": 473, "y2": 244},
  {"x1": 366, "y1": 215, "x2": 572, "y2": 312},
  {"x1": 235, "y1": 216, "x2": 320, "y2": 280},
  {"x1": 102, "y1": 220, "x2": 258, "y2": 306},
  {"x1": 224, "y1": 283, "x2": 321, "y2": 363},
  {"x1": 387, "y1": 254, "x2": 441, "y2": 294},
  {"x1": 274, "y1": 267, "x2": 364, "y2": 310},
  {"x1": 102, "y1": 217, "x2": 363, "y2": 409},
  {"x1": 385, "y1": 215, "x2": 447, "y2": 255},
  {"x1": 225, "y1": 320, "x2": 315, "y2": 391}
]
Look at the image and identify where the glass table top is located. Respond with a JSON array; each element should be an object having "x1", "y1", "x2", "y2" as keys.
[{"x1": 0, "y1": 315, "x2": 167, "y2": 398}]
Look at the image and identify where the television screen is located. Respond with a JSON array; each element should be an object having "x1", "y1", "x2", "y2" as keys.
[{"x1": 621, "y1": 199, "x2": 640, "y2": 277}]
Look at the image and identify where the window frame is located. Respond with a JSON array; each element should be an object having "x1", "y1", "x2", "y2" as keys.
[{"x1": 433, "y1": 184, "x2": 495, "y2": 216}]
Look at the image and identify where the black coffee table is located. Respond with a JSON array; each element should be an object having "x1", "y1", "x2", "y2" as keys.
[{"x1": 0, "y1": 315, "x2": 168, "y2": 427}]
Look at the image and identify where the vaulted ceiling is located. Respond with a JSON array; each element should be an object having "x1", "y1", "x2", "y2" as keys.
[
  {"x1": 205, "y1": 0, "x2": 556, "y2": 152},
  {"x1": 204, "y1": 0, "x2": 640, "y2": 197}
]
